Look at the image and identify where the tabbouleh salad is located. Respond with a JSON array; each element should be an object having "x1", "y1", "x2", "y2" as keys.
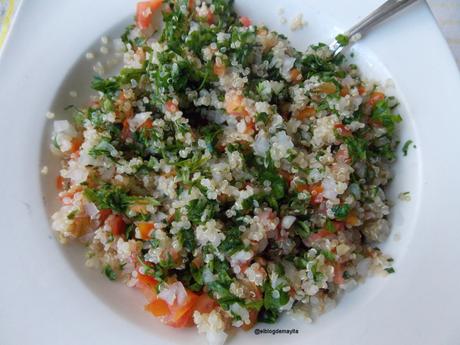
[{"x1": 50, "y1": 0, "x2": 400, "y2": 344}]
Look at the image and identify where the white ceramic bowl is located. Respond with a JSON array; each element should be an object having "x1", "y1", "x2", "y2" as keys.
[{"x1": 1, "y1": 1, "x2": 459, "y2": 344}]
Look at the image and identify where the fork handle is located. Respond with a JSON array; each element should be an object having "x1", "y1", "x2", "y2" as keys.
[{"x1": 330, "y1": 0, "x2": 419, "y2": 54}]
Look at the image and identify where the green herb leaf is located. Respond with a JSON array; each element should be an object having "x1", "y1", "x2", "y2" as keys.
[
  {"x1": 103, "y1": 264, "x2": 117, "y2": 281},
  {"x1": 402, "y1": 139, "x2": 414, "y2": 156},
  {"x1": 321, "y1": 250, "x2": 336, "y2": 261},
  {"x1": 294, "y1": 220, "x2": 311, "y2": 239},
  {"x1": 332, "y1": 204, "x2": 351, "y2": 220},
  {"x1": 325, "y1": 219, "x2": 336, "y2": 233},
  {"x1": 91, "y1": 76, "x2": 119, "y2": 94},
  {"x1": 335, "y1": 34, "x2": 350, "y2": 46},
  {"x1": 84, "y1": 185, "x2": 131, "y2": 214},
  {"x1": 186, "y1": 198, "x2": 217, "y2": 225}
]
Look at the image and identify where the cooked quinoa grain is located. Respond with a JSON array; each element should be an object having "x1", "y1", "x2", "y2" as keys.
[{"x1": 50, "y1": 1, "x2": 400, "y2": 344}]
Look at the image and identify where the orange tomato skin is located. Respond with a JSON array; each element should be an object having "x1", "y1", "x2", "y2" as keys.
[
  {"x1": 56, "y1": 175, "x2": 64, "y2": 191},
  {"x1": 194, "y1": 294, "x2": 218, "y2": 314},
  {"x1": 136, "y1": 2, "x2": 153, "y2": 30},
  {"x1": 367, "y1": 91, "x2": 385, "y2": 107},
  {"x1": 138, "y1": 222, "x2": 154, "y2": 240},
  {"x1": 163, "y1": 291, "x2": 199, "y2": 328},
  {"x1": 242, "y1": 310, "x2": 258, "y2": 331},
  {"x1": 314, "y1": 82, "x2": 337, "y2": 94},
  {"x1": 141, "y1": 118, "x2": 153, "y2": 129},
  {"x1": 295, "y1": 106, "x2": 316, "y2": 120},
  {"x1": 225, "y1": 92, "x2": 249, "y2": 117},
  {"x1": 289, "y1": 68, "x2": 302, "y2": 84},
  {"x1": 137, "y1": 273, "x2": 158, "y2": 301},
  {"x1": 213, "y1": 62, "x2": 226, "y2": 76},
  {"x1": 345, "y1": 212, "x2": 359, "y2": 226},
  {"x1": 357, "y1": 85, "x2": 366, "y2": 95},
  {"x1": 136, "y1": 0, "x2": 162, "y2": 30},
  {"x1": 70, "y1": 138, "x2": 83, "y2": 153},
  {"x1": 333, "y1": 263, "x2": 345, "y2": 285},
  {"x1": 145, "y1": 298, "x2": 170, "y2": 317},
  {"x1": 340, "y1": 86, "x2": 349, "y2": 97}
]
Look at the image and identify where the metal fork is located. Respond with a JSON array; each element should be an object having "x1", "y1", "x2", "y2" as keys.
[{"x1": 329, "y1": 0, "x2": 420, "y2": 57}]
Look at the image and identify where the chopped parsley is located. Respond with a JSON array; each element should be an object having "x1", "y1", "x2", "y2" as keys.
[
  {"x1": 335, "y1": 34, "x2": 350, "y2": 46},
  {"x1": 103, "y1": 265, "x2": 117, "y2": 281},
  {"x1": 402, "y1": 139, "x2": 414, "y2": 156}
]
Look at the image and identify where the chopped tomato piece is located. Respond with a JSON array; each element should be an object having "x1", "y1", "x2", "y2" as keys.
[
  {"x1": 295, "y1": 106, "x2": 316, "y2": 120},
  {"x1": 239, "y1": 261, "x2": 250, "y2": 273},
  {"x1": 56, "y1": 175, "x2": 64, "y2": 191},
  {"x1": 244, "y1": 118, "x2": 255, "y2": 135},
  {"x1": 70, "y1": 137, "x2": 83, "y2": 153},
  {"x1": 345, "y1": 212, "x2": 359, "y2": 226},
  {"x1": 137, "y1": 273, "x2": 158, "y2": 301},
  {"x1": 309, "y1": 184, "x2": 324, "y2": 205},
  {"x1": 191, "y1": 255, "x2": 203, "y2": 269},
  {"x1": 295, "y1": 183, "x2": 309, "y2": 193},
  {"x1": 149, "y1": 1, "x2": 163, "y2": 11},
  {"x1": 108, "y1": 214, "x2": 126, "y2": 236},
  {"x1": 242, "y1": 309, "x2": 258, "y2": 331},
  {"x1": 289, "y1": 68, "x2": 302, "y2": 84},
  {"x1": 99, "y1": 209, "x2": 112, "y2": 224},
  {"x1": 206, "y1": 11, "x2": 214, "y2": 25},
  {"x1": 314, "y1": 82, "x2": 337, "y2": 94},
  {"x1": 334, "y1": 124, "x2": 352, "y2": 137},
  {"x1": 145, "y1": 298, "x2": 170, "y2": 317},
  {"x1": 165, "y1": 100, "x2": 178, "y2": 113},
  {"x1": 141, "y1": 118, "x2": 153, "y2": 129},
  {"x1": 138, "y1": 222, "x2": 154, "y2": 240},
  {"x1": 340, "y1": 86, "x2": 349, "y2": 97},
  {"x1": 279, "y1": 169, "x2": 293, "y2": 185},
  {"x1": 225, "y1": 92, "x2": 248, "y2": 117},
  {"x1": 59, "y1": 186, "x2": 82, "y2": 205},
  {"x1": 333, "y1": 221, "x2": 345, "y2": 232},
  {"x1": 137, "y1": 273, "x2": 158, "y2": 291},
  {"x1": 213, "y1": 61, "x2": 226, "y2": 76},
  {"x1": 163, "y1": 290, "x2": 199, "y2": 328},
  {"x1": 357, "y1": 85, "x2": 366, "y2": 95},
  {"x1": 308, "y1": 229, "x2": 334, "y2": 242},
  {"x1": 194, "y1": 294, "x2": 218, "y2": 314},
  {"x1": 136, "y1": 0, "x2": 162, "y2": 30},
  {"x1": 71, "y1": 215, "x2": 91, "y2": 237},
  {"x1": 188, "y1": 0, "x2": 195, "y2": 10},
  {"x1": 333, "y1": 263, "x2": 345, "y2": 285},
  {"x1": 367, "y1": 91, "x2": 385, "y2": 107},
  {"x1": 239, "y1": 16, "x2": 252, "y2": 27},
  {"x1": 136, "y1": 2, "x2": 153, "y2": 30},
  {"x1": 121, "y1": 118, "x2": 131, "y2": 141}
]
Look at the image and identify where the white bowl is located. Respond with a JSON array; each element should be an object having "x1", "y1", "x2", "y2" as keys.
[{"x1": 1, "y1": 1, "x2": 459, "y2": 344}]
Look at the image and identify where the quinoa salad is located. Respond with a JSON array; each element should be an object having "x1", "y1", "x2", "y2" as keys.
[{"x1": 49, "y1": 0, "x2": 401, "y2": 344}]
